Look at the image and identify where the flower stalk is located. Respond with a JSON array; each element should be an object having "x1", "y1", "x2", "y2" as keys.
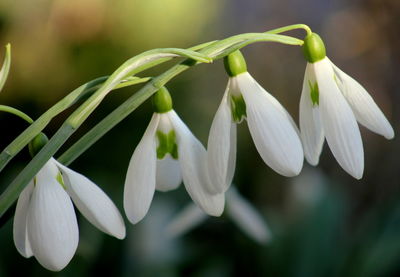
[{"x1": 0, "y1": 105, "x2": 33, "y2": 124}]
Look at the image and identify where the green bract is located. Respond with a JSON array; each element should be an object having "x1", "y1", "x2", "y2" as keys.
[
  {"x1": 302, "y1": 33, "x2": 326, "y2": 63},
  {"x1": 224, "y1": 50, "x2": 247, "y2": 77},
  {"x1": 156, "y1": 130, "x2": 178, "y2": 159},
  {"x1": 153, "y1": 87, "x2": 173, "y2": 113}
]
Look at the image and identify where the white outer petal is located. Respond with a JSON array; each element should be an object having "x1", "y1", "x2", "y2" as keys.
[
  {"x1": 13, "y1": 181, "x2": 34, "y2": 258},
  {"x1": 207, "y1": 85, "x2": 237, "y2": 194},
  {"x1": 299, "y1": 63, "x2": 325, "y2": 165},
  {"x1": 168, "y1": 110, "x2": 225, "y2": 216},
  {"x1": 124, "y1": 113, "x2": 160, "y2": 224},
  {"x1": 55, "y1": 160, "x2": 126, "y2": 239},
  {"x1": 226, "y1": 124, "x2": 237, "y2": 189},
  {"x1": 226, "y1": 187, "x2": 271, "y2": 244},
  {"x1": 156, "y1": 155, "x2": 182, "y2": 192},
  {"x1": 27, "y1": 160, "x2": 78, "y2": 271},
  {"x1": 315, "y1": 58, "x2": 364, "y2": 179},
  {"x1": 165, "y1": 203, "x2": 207, "y2": 238},
  {"x1": 331, "y1": 61, "x2": 394, "y2": 139},
  {"x1": 237, "y1": 72, "x2": 304, "y2": 176}
]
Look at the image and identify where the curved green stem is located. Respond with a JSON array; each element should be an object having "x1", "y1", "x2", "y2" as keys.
[
  {"x1": 66, "y1": 48, "x2": 211, "y2": 128},
  {"x1": 0, "y1": 27, "x2": 308, "y2": 218},
  {"x1": 267, "y1": 24, "x2": 312, "y2": 36},
  {"x1": 0, "y1": 105, "x2": 33, "y2": 124},
  {"x1": 58, "y1": 33, "x2": 302, "y2": 165}
]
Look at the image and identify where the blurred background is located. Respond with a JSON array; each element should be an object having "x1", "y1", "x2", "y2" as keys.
[{"x1": 0, "y1": 0, "x2": 399, "y2": 276}]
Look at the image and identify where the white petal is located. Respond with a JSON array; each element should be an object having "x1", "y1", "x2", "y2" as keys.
[
  {"x1": 165, "y1": 203, "x2": 207, "y2": 238},
  {"x1": 55, "y1": 161, "x2": 126, "y2": 239},
  {"x1": 226, "y1": 187, "x2": 271, "y2": 244},
  {"x1": 226, "y1": 124, "x2": 237, "y2": 189},
  {"x1": 124, "y1": 113, "x2": 160, "y2": 224},
  {"x1": 237, "y1": 72, "x2": 304, "y2": 176},
  {"x1": 299, "y1": 63, "x2": 325, "y2": 165},
  {"x1": 315, "y1": 58, "x2": 364, "y2": 179},
  {"x1": 207, "y1": 86, "x2": 237, "y2": 193},
  {"x1": 331, "y1": 61, "x2": 394, "y2": 139},
  {"x1": 13, "y1": 181, "x2": 34, "y2": 258},
  {"x1": 156, "y1": 154, "x2": 182, "y2": 192},
  {"x1": 168, "y1": 110, "x2": 225, "y2": 216},
  {"x1": 27, "y1": 160, "x2": 78, "y2": 271}
]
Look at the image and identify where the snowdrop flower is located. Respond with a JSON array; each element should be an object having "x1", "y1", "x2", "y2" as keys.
[
  {"x1": 124, "y1": 87, "x2": 224, "y2": 225},
  {"x1": 207, "y1": 50, "x2": 304, "y2": 193},
  {"x1": 166, "y1": 186, "x2": 271, "y2": 244},
  {"x1": 299, "y1": 33, "x2": 394, "y2": 179},
  {"x1": 14, "y1": 135, "x2": 125, "y2": 271}
]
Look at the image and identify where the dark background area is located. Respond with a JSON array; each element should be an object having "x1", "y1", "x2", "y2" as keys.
[{"x1": 0, "y1": 0, "x2": 399, "y2": 276}]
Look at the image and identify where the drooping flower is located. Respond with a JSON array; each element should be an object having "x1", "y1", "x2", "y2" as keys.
[
  {"x1": 13, "y1": 155, "x2": 125, "y2": 271},
  {"x1": 123, "y1": 87, "x2": 224, "y2": 225},
  {"x1": 207, "y1": 50, "x2": 304, "y2": 193},
  {"x1": 166, "y1": 186, "x2": 271, "y2": 244},
  {"x1": 299, "y1": 33, "x2": 394, "y2": 179}
]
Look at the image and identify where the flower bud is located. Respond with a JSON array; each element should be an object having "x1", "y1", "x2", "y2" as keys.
[
  {"x1": 224, "y1": 50, "x2": 247, "y2": 77},
  {"x1": 302, "y1": 33, "x2": 326, "y2": 63}
]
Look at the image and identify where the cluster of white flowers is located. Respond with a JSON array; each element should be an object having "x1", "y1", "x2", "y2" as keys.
[
  {"x1": 12, "y1": 32, "x2": 394, "y2": 271},
  {"x1": 124, "y1": 33, "x2": 393, "y2": 225}
]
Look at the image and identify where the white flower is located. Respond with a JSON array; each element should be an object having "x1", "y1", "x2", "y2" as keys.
[
  {"x1": 123, "y1": 110, "x2": 225, "y2": 225},
  {"x1": 165, "y1": 187, "x2": 272, "y2": 245},
  {"x1": 299, "y1": 57, "x2": 394, "y2": 179},
  {"x1": 13, "y1": 158, "x2": 126, "y2": 271},
  {"x1": 208, "y1": 72, "x2": 304, "y2": 193}
]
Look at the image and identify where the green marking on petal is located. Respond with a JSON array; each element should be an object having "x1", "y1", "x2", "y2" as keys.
[
  {"x1": 308, "y1": 80, "x2": 319, "y2": 106},
  {"x1": 56, "y1": 171, "x2": 67, "y2": 190},
  {"x1": 156, "y1": 130, "x2": 178, "y2": 160},
  {"x1": 230, "y1": 94, "x2": 247, "y2": 123},
  {"x1": 333, "y1": 73, "x2": 341, "y2": 88}
]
